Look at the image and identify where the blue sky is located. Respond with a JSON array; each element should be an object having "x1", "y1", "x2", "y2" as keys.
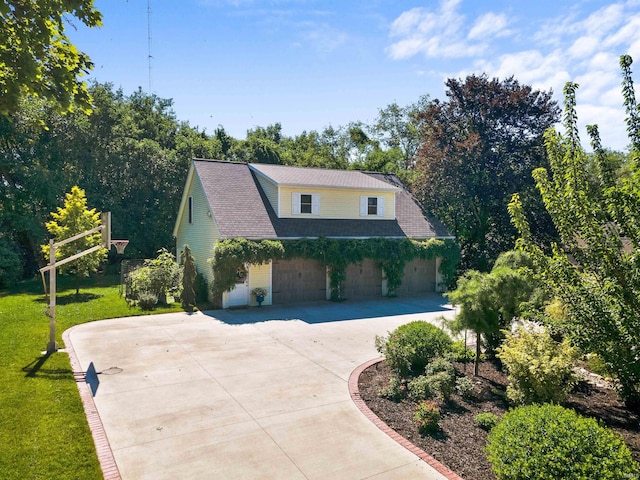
[{"x1": 68, "y1": 0, "x2": 640, "y2": 151}]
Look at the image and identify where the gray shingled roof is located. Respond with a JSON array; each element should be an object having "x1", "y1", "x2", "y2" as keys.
[
  {"x1": 250, "y1": 163, "x2": 399, "y2": 191},
  {"x1": 194, "y1": 160, "x2": 277, "y2": 239},
  {"x1": 193, "y1": 160, "x2": 451, "y2": 240}
]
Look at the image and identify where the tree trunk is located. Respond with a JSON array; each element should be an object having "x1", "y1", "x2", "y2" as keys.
[{"x1": 474, "y1": 332, "x2": 481, "y2": 377}]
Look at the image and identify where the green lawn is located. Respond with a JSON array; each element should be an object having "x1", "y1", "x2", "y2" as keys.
[{"x1": 0, "y1": 275, "x2": 184, "y2": 479}]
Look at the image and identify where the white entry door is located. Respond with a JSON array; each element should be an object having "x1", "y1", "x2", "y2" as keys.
[{"x1": 227, "y1": 282, "x2": 248, "y2": 307}]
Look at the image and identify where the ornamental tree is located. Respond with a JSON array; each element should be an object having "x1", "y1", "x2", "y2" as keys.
[
  {"x1": 41, "y1": 186, "x2": 107, "y2": 294},
  {"x1": 447, "y1": 251, "x2": 536, "y2": 376},
  {"x1": 509, "y1": 55, "x2": 640, "y2": 408}
]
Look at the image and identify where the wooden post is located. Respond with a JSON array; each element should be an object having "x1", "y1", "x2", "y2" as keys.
[{"x1": 47, "y1": 239, "x2": 57, "y2": 354}]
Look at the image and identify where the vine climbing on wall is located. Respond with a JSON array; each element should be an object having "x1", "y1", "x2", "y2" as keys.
[{"x1": 209, "y1": 237, "x2": 460, "y2": 301}]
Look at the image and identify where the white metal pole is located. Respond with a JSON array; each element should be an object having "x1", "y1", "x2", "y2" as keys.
[{"x1": 47, "y1": 239, "x2": 57, "y2": 354}]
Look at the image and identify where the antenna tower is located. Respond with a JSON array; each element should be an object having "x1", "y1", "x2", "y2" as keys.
[{"x1": 147, "y1": 0, "x2": 153, "y2": 92}]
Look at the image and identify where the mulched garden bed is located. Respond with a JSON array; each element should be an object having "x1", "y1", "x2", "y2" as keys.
[{"x1": 358, "y1": 359, "x2": 640, "y2": 480}]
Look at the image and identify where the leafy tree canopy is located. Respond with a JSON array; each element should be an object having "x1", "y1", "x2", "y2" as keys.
[
  {"x1": 415, "y1": 74, "x2": 560, "y2": 272},
  {"x1": 0, "y1": 0, "x2": 102, "y2": 115}
]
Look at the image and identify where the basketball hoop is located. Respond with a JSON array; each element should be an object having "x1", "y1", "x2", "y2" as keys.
[{"x1": 111, "y1": 240, "x2": 129, "y2": 255}]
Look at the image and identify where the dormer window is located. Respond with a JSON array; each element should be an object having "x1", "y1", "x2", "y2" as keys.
[
  {"x1": 360, "y1": 195, "x2": 385, "y2": 216},
  {"x1": 300, "y1": 194, "x2": 313, "y2": 214},
  {"x1": 292, "y1": 192, "x2": 320, "y2": 215},
  {"x1": 368, "y1": 197, "x2": 378, "y2": 215}
]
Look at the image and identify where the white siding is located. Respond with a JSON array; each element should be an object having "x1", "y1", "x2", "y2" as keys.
[
  {"x1": 254, "y1": 173, "x2": 279, "y2": 214},
  {"x1": 175, "y1": 172, "x2": 220, "y2": 291}
]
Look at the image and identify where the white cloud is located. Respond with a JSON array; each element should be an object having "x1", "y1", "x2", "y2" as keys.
[
  {"x1": 583, "y1": 3, "x2": 625, "y2": 36},
  {"x1": 576, "y1": 103, "x2": 628, "y2": 148},
  {"x1": 300, "y1": 23, "x2": 348, "y2": 54},
  {"x1": 604, "y1": 14, "x2": 640, "y2": 48},
  {"x1": 386, "y1": 0, "x2": 502, "y2": 59},
  {"x1": 468, "y1": 12, "x2": 508, "y2": 40},
  {"x1": 387, "y1": 0, "x2": 640, "y2": 150},
  {"x1": 568, "y1": 35, "x2": 600, "y2": 60}
]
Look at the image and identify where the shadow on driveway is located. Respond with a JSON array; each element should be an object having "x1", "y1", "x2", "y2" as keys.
[{"x1": 202, "y1": 294, "x2": 453, "y2": 325}]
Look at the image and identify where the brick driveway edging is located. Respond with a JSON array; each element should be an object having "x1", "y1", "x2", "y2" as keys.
[
  {"x1": 348, "y1": 357, "x2": 465, "y2": 480},
  {"x1": 63, "y1": 327, "x2": 121, "y2": 480}
]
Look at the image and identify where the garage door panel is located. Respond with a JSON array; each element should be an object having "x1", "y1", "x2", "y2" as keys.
[
  {"x1": 344, "y1": 259, "x2": 382, "y2": 299},
  {"x1": 272, "y1": 259, "x2": 326, "y2": 304},
  {"x1": 395, "y1": 258, "x2": 436, "y2": 296}
]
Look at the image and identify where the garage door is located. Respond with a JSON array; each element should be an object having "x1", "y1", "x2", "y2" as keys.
[
  {"x1": 394, "y1": 258, "x2": 436, "y2": 296},
  {"x1": 272, "y1": 258, "x2": 326, "y2": 304},
  {"x1": 344, "y1": 259, "x2": 382, "y2": 299}
]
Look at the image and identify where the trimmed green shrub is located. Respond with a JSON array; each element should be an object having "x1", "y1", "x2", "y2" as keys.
[
  {"x1": 407, "y1": 375, "x2": 433, "y2": 401},
  {"x1": 425, "y1": 357, "x2": 455, "y2": 377},
  {"x1": 448, "y1": 340, "x2": 476, "y2": 363},
  {"x1": 584, "y1": 353, "x2": 614, "y2": 378},
  {"x1": 375, "y1": 321, "x2": 453, "y2": 376},
  {"x1": 426, "y1": 371, "x2": 455, "y2": 401},
  {"x1": 414, "y1": 400, "x2": 441, "y2": 434},
  {"x1": 475, "y1": 412, "x2": 499, "y2": 431},
  {"x1": 0, "y1": 239, "x2": 22, "y2": 288},
  {"x1": 455, "y1": 376, "x2": 475, "y2": 399},
  {"x1": 379, "y1": 375, "x2": 407, "y2": 401},
  {"x1": 138, "y1": 292, "x2": 158, "y2": 310},
  {"x1": 486, "y1": 404, "x2": 639, "y2": 480},
  {"x1": 128, "y1": 249, "x2": 181, "y2": 304},
  {"x1": 497, "y1": 324, "x2": 575, "y2": 405}
]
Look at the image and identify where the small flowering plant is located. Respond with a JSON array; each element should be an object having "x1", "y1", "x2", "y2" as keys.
[
  {"x1": 414, "y1": 400, "x2": 441, "y2": 434},
  {"x1": 379, "y1": 375, "x2": 408, "y2": 401},
  {"x1": 251, "y1": 287, "x2": 268, "y2": 297}
]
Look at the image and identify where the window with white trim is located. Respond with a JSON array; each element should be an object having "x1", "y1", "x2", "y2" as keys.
[
  {"x1": 292, "y1": 193, "x2": 320, "y2": 215},
  {"x1": 360, "y1": 195, "x2": 384, "y2": 216}
]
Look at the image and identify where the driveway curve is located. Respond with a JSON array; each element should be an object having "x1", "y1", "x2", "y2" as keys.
[{"x1": 66, "y1": 296, "x2": 455, "y2": 480}]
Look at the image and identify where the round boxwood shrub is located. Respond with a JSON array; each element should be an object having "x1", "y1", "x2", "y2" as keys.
[
  {"x1": 375, "y1": 321, "x2": 452, "y2": 376},
  {"x1": 475, "y1": 412, "x2": 499, "y2": 431},
  {"x1": 486, "y1": 404, "x2": 639, "y2": 480}
]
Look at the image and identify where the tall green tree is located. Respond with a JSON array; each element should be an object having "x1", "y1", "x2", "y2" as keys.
[
  {"x1": 74, "y1": 84, "x2": 206, "y2": 258},
  {"x1": 0, "y1": 0, "x2": 102, "y2": 115},
  {"x1": 509, "y1": 56, "x2": 640, "y2": 408},
  {"x1": 415, "y1": 75, "x2": 560, "y2": 272},
  {"x1": 231, "y1": 123, "x2": 288, "y2": 164},
  {"x1": 0, "y1": 95, "x2": 84, "y2": 273},
  {"x1": 371, "y1": 95, "x2": 430, "y2": 171},
  {"x1": 41, "y1": 186, "x2": 107, "y2": 293}
]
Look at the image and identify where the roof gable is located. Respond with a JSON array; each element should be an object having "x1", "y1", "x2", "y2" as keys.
[{"x1": 193, "y1": 160, "x2": 277, "y2": 239}]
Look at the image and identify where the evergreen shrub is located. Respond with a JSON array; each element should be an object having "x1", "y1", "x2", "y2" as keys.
[
  {"x1": 407, "y1": 375, "x2": 433, "y2": 401},
  {"x1": 497, "y1": 324, "x2": 575, "y2": 405},
  {"x1": 455, "y1": 376, "x2": 475, "y2": 399},
  {"x1": 375, "y1": 321, "x2": 452, "y2": 377},
  {"x1": 475, "y1": 412, "x2": 499, "y2": 431},
  {"x1": 138, "y1": 292, "x2": 158, "y2": 310},
  {"x1": 486, "y1": 404, "x2": 639, "y2": 479}
]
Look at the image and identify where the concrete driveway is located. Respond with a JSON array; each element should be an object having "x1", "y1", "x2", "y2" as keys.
[{"x1": 65, "y1": 296, "x2": 456, "y2": 480}]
